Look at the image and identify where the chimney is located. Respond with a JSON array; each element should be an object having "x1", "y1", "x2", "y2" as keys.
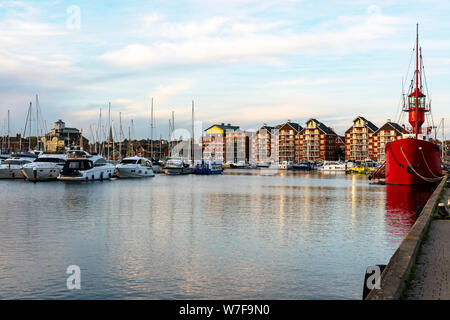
[{"x1": 387, "y1": 119, "x2": 391, "y2": 123}]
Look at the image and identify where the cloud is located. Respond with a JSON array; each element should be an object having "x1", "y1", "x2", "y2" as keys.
[{"x1": 100, "y1": 10, "x2": 407, "y2": 69}]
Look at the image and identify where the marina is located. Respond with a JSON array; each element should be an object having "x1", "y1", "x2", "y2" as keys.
[
  {"x1": 0, "y1": 0, "x2": 449, "y2": 306},
  {"x1": 0, "y1": 171, "x2": 435, "y2": 299}
]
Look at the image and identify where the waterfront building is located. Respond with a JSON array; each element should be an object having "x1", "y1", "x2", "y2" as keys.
[
  {"x1": 344, "y1": 116, "x2": 378, "y2": 162},
  {"x1": 252, "y1": 124, "x2": 275, "y2": 164},
  {"x1": 370, "y1": 121, "x2": 403, "y2": 162},
  {"x1": 202, "y1": 123, "x2": 240, "y2": 162},
  {"x1": 1, "y1": 134, "x2": 31, "y2": 153},
  {"x1": 225, "y1": 130, "x2": 251, "y2": 163},
  {"x1": 297, "y1": 118, "x2": 343, "y2": 162},
  {"x1": 277, "y1": 120, "x2": 302, "y2": 163},
  {"x1": 44, "y1": 120, "x2": 88, "y2": 152}
]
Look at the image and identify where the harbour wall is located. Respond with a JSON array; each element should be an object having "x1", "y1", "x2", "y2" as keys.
[{"x1": 365, "y1": 175, "x2": 448, "y2": 300}]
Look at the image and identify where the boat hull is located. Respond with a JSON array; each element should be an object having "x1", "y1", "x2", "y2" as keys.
[
  {"x1": 116, "y1": 166, "x2": 155, "y2": 178},
  {"x1": 385, "y1": 138, "x2": 441, "y2": 185}
]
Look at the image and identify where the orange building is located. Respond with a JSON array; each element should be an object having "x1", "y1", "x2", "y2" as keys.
[
  {"x1": 344, "y1": 116, "x2": 378, "y2": 161},
  {"x1": 277, "y1": 120, "x2": 302, "y2": 163},
  {"x1": 297, "y1": 118, "x2": 343, "y2": 162},
  {"x1": 370, "y1": 121, "x2": 403, "y2": 162}
]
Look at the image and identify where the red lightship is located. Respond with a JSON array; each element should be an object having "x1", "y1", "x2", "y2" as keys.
[{"x1": 385, "y1": 25, "x2": 443, "y2": 185}]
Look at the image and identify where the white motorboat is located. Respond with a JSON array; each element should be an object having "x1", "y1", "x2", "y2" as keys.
[
  {"x1": 151, "y1": 160, "x2": 164, "y2": 173},
  {"x1": 317, "y1": 161, "x2": 346, "y2": 172},
  {"x1": 0, "y1": 155, "x2": 35, "y2": 179},
  {"x1": 279, "y1": 161, "x2": 293, "y2": 170},
  {"x1": 22, "y1": 154, "x2": 66, "y2": 182},
  {"x1": 116, "y1": 156, "x2": 155, "y2": 178},
  {"x1": 164, "y1": 156, "x2": 191, "y2": 175},
  {"x1": 58, "y1": 151, "x2": 115, "y2": 181}
]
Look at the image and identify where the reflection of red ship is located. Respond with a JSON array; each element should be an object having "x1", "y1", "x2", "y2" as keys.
[
  {"x1": 385, "y1": 184, "x2": 434, "y2": 236},
  {"x1": 385, "y1": 25, "x2": 442, "y2": 185}
]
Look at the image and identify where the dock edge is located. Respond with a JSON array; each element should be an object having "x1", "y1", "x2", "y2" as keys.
[{"x1": 365, "y1": 174, "x2": 448, "y2": 300}]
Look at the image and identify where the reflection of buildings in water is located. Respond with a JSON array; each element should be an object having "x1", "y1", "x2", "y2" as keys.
[{"x1": 385, "y1": 184, "x2": 434, "y2": 238}]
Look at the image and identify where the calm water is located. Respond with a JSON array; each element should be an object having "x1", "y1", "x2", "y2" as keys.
[{"x1": 0, "y1": 171, "x2": 433, "y2": 299}]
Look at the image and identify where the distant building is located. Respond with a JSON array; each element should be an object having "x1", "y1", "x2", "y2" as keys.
[
  {"x1": 370, "y1": 121, "x2": 403, "y2": 162},
  {"x1": 1, "y1": 134, "x2": 31, "y2": 154},
  {"x1": 202, "y1": 123, "x2": 240, "y2": 162},
  {"x1": 44, "y1": 120, "x2": 88, "y2": 152},
  {"x1": 298, "y1": 118, "x2": 343, "y2": 162},
  {"x1": 252, "y1": 124, "x2": 275, "y2": 164},
  {"x1": 345, "y1": 116, "x2": 378, "y2": 162},
  {"x1": 277, "y1": 120, "x2": 303, "y2": 163}
]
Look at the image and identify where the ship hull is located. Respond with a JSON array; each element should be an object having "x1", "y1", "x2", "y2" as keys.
[{"x1": 385, "y1": 138, "x2": 441, "y2": 185}]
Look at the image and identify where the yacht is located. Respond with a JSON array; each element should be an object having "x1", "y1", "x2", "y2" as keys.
[
  {"x1": 0, "y1": 154, "x2": 37, "y2": 179},
  {"x1": 58, "y1": 150, "x2": 115, "y2": 181},
  {"x1": 22, "y1": 154, "x2": 66, "y2": 182},
  {"x1": 151, "y1": 160, "x2": 164, "y2": 173},
  {"x1": 279, "y1": 161, "x2": 293, "y2": 170},
  {"x1": 116, "y1": 156, "x2": 155, "y2": 178},
  {"x1": 164, "y1": 156, "x2": 191, "y2": 175},
  {"x1": 230, "y1": 161, "x2": 248, "y2": 169},
  {"x1": 0, "y1": 153, "x2": 10, "y2": 164},
  {"x1": 317, "y1": 161, "x2": 346, "y2": 172}
]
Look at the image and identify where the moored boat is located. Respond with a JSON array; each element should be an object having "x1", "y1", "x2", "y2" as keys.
[
  {"x1": 0, "y1": 156, "x2": 35, "y2": 179},
  {"x1": 115, "y1": 156, "x2": 155, "y2": 178},
  {"x1": 385, "y1": 25, "x2": 443, "y2": 185},
  {"x1": 194, "y1": 160, "x2": 223, "y2": 175},
  {"x1": 164, "y1": 156, "x2": 192, "y2": 175},
  {"x1": 317, "y1": 161, "x2": 346, "y2": 172},
  {"x1": 22, "y1": 153, "x2": 66, "y2": 182},
  {"x1": 58, "y1": 150, "x2": 115, "y2": 181}
]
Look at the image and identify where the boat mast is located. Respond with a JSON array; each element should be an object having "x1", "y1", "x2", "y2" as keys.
[
  {"x1": 150, "y1": 97, "x2": 154, "y2": 160},
  {"x1": 191, "y1": 100, "x2": 194, "y2": 163},
  {"x1": 7, "y1": 109, "x2": 10, "y2": 153},
  {"x1": 119, "y1": 112, "x2": 122, "y2": 161},
  {"x1": 107, "y1": 102, "x2": 111, "y2": 160}
]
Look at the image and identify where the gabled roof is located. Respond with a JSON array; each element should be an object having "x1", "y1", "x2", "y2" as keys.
[
  {"x1": 257, "y1": 124, "x2": 275, "y2": 133},
  {"x1": 373, "y1": 121, "x2": 403, "y2": 135},
  {"x1": 345, "y1": 116, "x2": 378, "y2": 133},
  {"x1": 301, "y1": 118, "x2": 337, "y2": 135},
  {"x1": 276, "y1": 121, "x2": 303, "y2": 133}
]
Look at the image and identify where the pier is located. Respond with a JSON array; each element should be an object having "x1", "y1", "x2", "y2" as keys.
[{"x1": 366, "y1": 175, "x2": 448, "y2": 300}]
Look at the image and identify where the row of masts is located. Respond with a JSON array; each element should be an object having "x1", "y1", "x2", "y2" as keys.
[{"x1": 1, "y1": 95, "x2": 198, "y2": 162}]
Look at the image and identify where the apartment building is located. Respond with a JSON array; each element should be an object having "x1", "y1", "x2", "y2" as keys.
[{"x1": 344, "y1": 116, "x2": 378, "y2": 161}]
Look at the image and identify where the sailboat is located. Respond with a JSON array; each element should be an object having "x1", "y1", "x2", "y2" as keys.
[{"x1": 385, "y1": 25, "x2": 443, "y2": 185}]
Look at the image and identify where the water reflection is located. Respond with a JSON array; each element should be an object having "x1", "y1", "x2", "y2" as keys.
[
  {"x1": 0, "y1": 172, "x2": 433, "y2": 299},
  {"x1": 385, "y1": 184, "x2": 434, "y2": 240}
]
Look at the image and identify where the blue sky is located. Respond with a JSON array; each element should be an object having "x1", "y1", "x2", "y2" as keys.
[{"x1": 0, "y1": 0, "x2": 449, "y2": 139}]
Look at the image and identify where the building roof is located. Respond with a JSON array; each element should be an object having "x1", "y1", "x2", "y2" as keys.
[
  {"x1": 204, "y1": 123, "x2": 240, "y2": 132},
  {"x1": 356, "y1": 116, "x2": 378, "y2": 132},
  {"x1": 302, "y1": 118, "x2": 337, "y2": 135},
  {"x1": 373, "y1": 121, "x2": 403, "y2": 134},
  {"x1": 276, "y1": 120, "x2": 303, "y2": 133}
]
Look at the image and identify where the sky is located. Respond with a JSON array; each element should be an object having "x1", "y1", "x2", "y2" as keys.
[{"x1": 0, "y1": 0, "x2": 449, "y2": 140}]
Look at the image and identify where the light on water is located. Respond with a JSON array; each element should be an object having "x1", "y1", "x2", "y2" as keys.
[{"x1": 0, "y1": 172, "x2": 433, "y2": 299}]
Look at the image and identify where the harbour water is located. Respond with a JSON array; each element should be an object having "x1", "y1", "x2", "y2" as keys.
[{"x1": 0, "y1": 171, "x2": 433, "y2": 299}]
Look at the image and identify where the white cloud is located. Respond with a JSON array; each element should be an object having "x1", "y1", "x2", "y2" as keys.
[{"x1": 100, "y1": 10, "x2": 407, "y2": 69}]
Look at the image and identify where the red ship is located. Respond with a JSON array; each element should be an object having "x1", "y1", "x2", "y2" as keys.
[{"x1": 385, "y1": 25, "x2": 443, "y2": 185}]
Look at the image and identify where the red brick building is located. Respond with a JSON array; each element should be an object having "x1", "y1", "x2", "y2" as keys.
[
  {"x1": 277, "y1": 120, "x2": 303, "y2": 163},
  {"x1": 345, "y1": 116, "x2": 378, "y2": 161},
  {"x1": 370, "y1": 121, "x2": 403, "y2": 162},
  {"x1": 297, "y1": 118, "x2": 343, "y2": 162}
]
